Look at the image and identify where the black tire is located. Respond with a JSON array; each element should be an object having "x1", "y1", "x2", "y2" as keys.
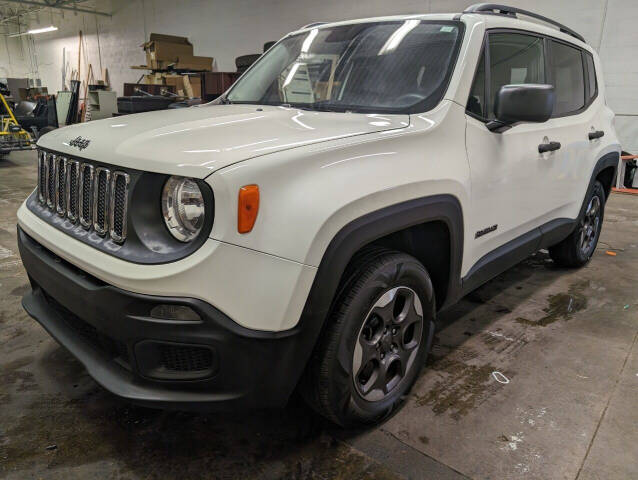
[
  {"x1": 37, "y1": 126, "x2": 56, "y2": 139},
  {"x1": 301, "y1": 248, "x2": 435, "y2": 427},
  {"x1": 549, "y1": 180, "x2": 605, "y2": 267}
]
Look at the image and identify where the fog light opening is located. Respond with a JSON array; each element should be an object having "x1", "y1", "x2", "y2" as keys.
[{"x1": 150, "y1": 304, "x2": 202, "y2": 323}]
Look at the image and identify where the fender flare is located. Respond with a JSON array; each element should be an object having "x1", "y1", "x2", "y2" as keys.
[
  {"x1": 302, "y1": 194, "x2": 464, "y2": 319},
  {"x1": 585, "y1": 151, "x2": 619, "y2": 208},
  {"x1": 285, "y1": 194, "x2": 464, "y2": 393}
]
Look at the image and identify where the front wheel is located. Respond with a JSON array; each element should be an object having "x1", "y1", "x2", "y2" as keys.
[
  {"x1": 301, "y1": 249, "x2": 435, "y2": 427},
  {"x1": 549, "y1": 180, "x2": 605, "y2": 267}
]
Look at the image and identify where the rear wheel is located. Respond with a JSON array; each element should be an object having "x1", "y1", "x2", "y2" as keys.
[
  {"x1": 301, "y1": 249, "x2": 435, "y2": 427},
  {"x1": 549, "y1": 181, "x2": 605, "y2": 267}
]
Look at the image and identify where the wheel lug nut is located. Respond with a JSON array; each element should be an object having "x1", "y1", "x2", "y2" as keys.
[
  {"x1": 380, "y1": 352, "x2": 385, "y2": 359},
  {"x1": 392, "y1": 327, "x2": 397, "y2": 335},
  {"x1": 392, "y1": 344, "x2": 398, "y2": 352}
]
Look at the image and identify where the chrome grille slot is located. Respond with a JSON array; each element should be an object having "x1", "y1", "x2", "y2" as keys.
[
  {"x1": 79, "y1": 163, "x2": 94, "y2": 228},
  {"x1": 36, "y1": 149, "x2": 132, "y2": 244},
  {"x1": 46, "y1": 153, "x2": 56, "y2": 208},
  {"x1": 93, "y1": 167, "x2": 111, "y2": 236},
  {"x1": 55, "y1": 156, "x2": 67, "y2": 216},
  {"x1": 109, "y1": 172, "x2": 129, "y2": 243},
  {"x1": 37, "y1": 150, "x2": 46, "y2": 204},
  {"x1": 66, "y1": 160, "x2": 80, "y2": 223}
]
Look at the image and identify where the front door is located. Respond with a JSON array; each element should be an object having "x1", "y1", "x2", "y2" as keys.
[{"x1": 465, "y1": 31, "x2": 557, "y2": 271}]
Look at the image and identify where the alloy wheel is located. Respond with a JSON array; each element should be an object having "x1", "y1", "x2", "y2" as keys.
[
  {"x1": 352, "y1": 286, "x2": 424, "y2": 402},
  {"x1": 579, "y1": 195, "x2": 601, "y2": 256}
]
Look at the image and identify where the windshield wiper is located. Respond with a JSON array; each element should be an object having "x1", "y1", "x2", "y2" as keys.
[
  {"x1": 292, "y1": 101, "x2": 342, "y2": 112},
  {"x1": 218, "y1": 96, "x2": 233, "y2": 105}
]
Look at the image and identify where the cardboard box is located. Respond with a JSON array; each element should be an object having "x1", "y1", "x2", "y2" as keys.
[
  {"x1": 174, "y1": 55, "x2": 213, "y2": 72},
  {"x1": 142, "y1": 33, "x2": 194, "y2": 70},
  {"x1": 144, "y1": 73, "x2": 165, "y2": 85},
  {"x1": 188, "y1": 75, "x2": 202, "y2": 98},
  {"x1": 164, "y1": 75, "x2": 184, "y2": 92},
  {"x1": 139, "y1": 33, "x2": 213, "y2": 72}
]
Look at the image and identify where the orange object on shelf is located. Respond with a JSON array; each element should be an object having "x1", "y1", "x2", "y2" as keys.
[{"x1": 612, "y1": 187, "x2": 638, "y2": 195}]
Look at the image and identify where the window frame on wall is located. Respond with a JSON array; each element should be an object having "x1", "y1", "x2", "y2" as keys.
[{"x1": 466, "y1": 28, "x2": 598, "y2": 123}]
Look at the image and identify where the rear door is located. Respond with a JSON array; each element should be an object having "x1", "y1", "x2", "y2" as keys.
[{"x1": 543, "y1": 38, "x2": 600, "y2": 221}]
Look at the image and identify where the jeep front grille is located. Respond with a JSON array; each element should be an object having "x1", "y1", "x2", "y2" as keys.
[
  {"x1": 37, "y1": 150, "x2": 47, "y2": 204},
  {"x1": 93, "y1": 167, "x2": 111, "y2": 236},
  {"x1": 110, "y1": 172, "x2": 129, "y2": 243},
  {"x1": 37, "y1": 150, "x2": 129, "y2": 244},
  {"x1": 79, "y1": 163, "x2": 94, "y2": 228},
  {"x1": 55, "y1": 156, "x2": 67, "y2": 216},
  {"x1": 66, "y1": 160, "x2": 80, "y2": 222},
  {"x1": 46, "y1": 153, "x2": 55, "y2": 208}
]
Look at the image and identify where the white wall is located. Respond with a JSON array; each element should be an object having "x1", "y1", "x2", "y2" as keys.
[
  {"x1": 0, "y1": 35, "x2": 31, "y2": 78},
  {"x1": 3, "y1": 0, "x2": 637, "y2": 151}
]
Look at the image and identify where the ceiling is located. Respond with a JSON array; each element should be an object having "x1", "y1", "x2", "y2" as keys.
[{"x1": 0, "y1": 0, "x2": 110, "y2": 29}]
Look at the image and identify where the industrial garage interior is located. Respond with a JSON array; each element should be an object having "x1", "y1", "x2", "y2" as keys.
[{"x1": 1, "y1": 1, "x2": 638, "y2": 479}]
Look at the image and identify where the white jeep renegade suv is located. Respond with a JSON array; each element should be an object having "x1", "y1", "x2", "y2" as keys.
[{"x1": 18, "y1": 4, "x2": 620, "y2": 426}]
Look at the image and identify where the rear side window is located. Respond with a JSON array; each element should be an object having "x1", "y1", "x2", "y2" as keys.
[
  {"x1": 487, "y1": 33, "x2": 545, "y2": 119},
  {"x1": 585, "y1": 52, "x2": 597, "y2": 102},
  {"x1": 549, "y1": 40, "x2": 585, "y2": 116}
]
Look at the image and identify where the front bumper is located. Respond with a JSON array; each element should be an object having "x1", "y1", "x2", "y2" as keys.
[{"x1": 18, "y1": 227, "x2": 313, "y2": 410}]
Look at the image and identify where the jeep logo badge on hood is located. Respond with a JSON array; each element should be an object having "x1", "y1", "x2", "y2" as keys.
[{"x1": 68, "y1": 136, "x2": 90, "y2": 151}]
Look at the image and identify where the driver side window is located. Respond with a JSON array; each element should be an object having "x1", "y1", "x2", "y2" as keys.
[
  {"x1": 487, "y1": 32, "x2": 545, "y2": 119},
  {"x1": 466, "y1": 32, "x2": 546, "y2": 121}
]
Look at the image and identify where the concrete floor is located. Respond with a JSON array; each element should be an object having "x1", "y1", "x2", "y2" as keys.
[{"x1": 1, "y1": 149, "x2": 637, "y2": 480}]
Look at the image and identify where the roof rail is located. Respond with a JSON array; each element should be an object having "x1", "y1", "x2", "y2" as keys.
[
  {"x1": 463, "y1": 3, "x2": 586, "y2": 43},
  {"x1": 301, "y1": 22, "x2": 327, "y2": 29}
]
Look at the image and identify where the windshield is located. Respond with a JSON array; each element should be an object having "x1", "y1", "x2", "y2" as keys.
[{"x1": 225, "y1": 20, "x2": 463, "y2": 113}]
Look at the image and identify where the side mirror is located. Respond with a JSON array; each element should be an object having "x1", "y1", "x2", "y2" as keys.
[{"x1": 487, "y1": 84, "x2": 555, "y2": 133}]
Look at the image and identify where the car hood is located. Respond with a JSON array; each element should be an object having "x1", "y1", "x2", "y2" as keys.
[{"x1": 38, "y1": 104, "x2": 410, "y2": 178}]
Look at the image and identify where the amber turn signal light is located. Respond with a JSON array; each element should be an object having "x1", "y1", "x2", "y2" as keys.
[{"x1": 238, "y1": 185, "x2": 260, "y2": 233}]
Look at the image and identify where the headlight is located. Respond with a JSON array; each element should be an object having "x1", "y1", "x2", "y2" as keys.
[{"x1": 162, "y1": 176, "x2": 205, "y2": 242}]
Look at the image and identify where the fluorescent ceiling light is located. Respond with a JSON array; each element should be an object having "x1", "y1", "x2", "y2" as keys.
[
  {"x1": 10, "y1": 26, "x2": 58, "y2": 37},
  {"x1": 378, "y1": 19, "x2": 420, "y2": 55},
  {"x1": 29, "y1": 26, "x2": 58, "y2": 34},
  {"x1": 301, "y1": 28, "x2": 319, "y2": 53}
]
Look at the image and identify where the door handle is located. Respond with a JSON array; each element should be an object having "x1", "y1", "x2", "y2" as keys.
[
  {"x1": 588, "y1": 130, "x2": 604, "y2": 140},
  {"x1": 538, "y1": 141, "x2": 561, "y2": 153}
]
